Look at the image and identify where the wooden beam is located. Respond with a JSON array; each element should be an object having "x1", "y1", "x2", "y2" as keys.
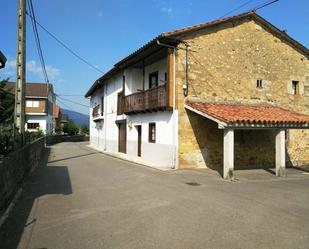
[{"x1": 167, "y1": 48, "x2": 174, "y2": 108}]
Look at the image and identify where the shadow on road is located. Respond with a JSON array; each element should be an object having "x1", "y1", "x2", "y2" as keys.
[
  {"x1": 48, "y1": 152, "x2": 97, "y2": 164},
  {"x1": 0, "y1": 147, "x2": 72, "y2": 249}
]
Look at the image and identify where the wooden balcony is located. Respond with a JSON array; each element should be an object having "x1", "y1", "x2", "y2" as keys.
[
  {"x1": 92, "y1": 104, "x2": 103, "y2": 121},
  {"x1": 121, "y1": 84, "x2": 169, "y2": 114}
]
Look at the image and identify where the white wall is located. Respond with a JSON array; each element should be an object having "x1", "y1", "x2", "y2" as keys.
[
  {"x1": 144, "y1": 58, "x2": 167, "y2": 90},
  {"x1": 126, "y1": 111, "x2": 176, "y2": 167},
  {"x1": 89, "y1": 58, "x2": 176, "y2": 168},
  {"x1": 90, "y1": 75, "x2": 123, "y2": 152},
  {"x1": 26, "y1": 115, "x2": 47, "y2": 134}
]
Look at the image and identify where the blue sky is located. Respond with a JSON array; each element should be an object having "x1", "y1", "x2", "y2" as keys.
[{"x1": 1, "y1": 0, "x2": 308, "y2": 115}]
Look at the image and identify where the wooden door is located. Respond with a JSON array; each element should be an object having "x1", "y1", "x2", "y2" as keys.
[
  {"x1": 118, "y1": 122, "x2": 126, "y2": 153},
  {"x1": 137, "y1": 125, "x2": 141, "y2": 157}
]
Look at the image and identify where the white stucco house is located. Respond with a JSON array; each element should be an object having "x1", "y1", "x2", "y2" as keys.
[
  {"x1": 86, "y1": 55, "x2": 178, "y2": 169},
  {"x1": 6, "y1": 82, "x2": 55, "y2": 134}
]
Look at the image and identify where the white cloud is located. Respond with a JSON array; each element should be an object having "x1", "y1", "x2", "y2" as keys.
[
  {"x1": 1, "y1": 59, "x2": 60, "y2": 81},
  {"x1": 161, "y1": 6, "x2": 173, "y2": 15},
  {"x1": 27, "y1": 60, "x2": 60, "y2": 79}
]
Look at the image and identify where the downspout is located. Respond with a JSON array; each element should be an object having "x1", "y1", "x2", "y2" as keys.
[
  {"x1": 104, "y1": 83, "x2": 107, "y2": 151},
  {"x1": 157, "y1": 40, "x2": 178, "y2": 169}
]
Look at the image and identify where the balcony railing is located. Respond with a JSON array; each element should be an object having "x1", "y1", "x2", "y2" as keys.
[
  {"x1": 121, "y1": 84, "x2": 168, "y2": 114},
  {"x1": 92, "y1": 104, "x2": 102, "y2": 119}
]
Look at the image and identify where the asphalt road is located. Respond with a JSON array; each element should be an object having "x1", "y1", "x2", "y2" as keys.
[{"x1": 0, "y1": 142, "x2": 309, "y2": 249}]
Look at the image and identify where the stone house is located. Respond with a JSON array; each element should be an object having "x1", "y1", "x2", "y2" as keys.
[{"x1": 85, "y1": 11, "x2": 309, "y2": 178}]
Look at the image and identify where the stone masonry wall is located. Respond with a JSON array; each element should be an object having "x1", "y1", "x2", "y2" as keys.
[
  {"x1": 175, "y1": 18, "x2": 309, "y2": 169},
  {"x1": 0, "y1": 137, "x2": 45, "y2": 215}
]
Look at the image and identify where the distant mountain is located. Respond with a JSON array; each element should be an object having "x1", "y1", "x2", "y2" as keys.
[{"x1": 61, "y1": 109, "x2": 89, "y2": 127}]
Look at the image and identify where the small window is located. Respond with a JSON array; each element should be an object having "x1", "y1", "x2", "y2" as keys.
[
  {"x1": 164, "y1": 72, "x2": 168, "y2": 83},
  {"x1": 292, "y1": 80, "x2": 299, "y2": 95},
  {"x1": 149, "y1": 71, "x2": 158, "y2": 89},
  {"x1": 256, "y1": 79, "x2": 263, "y2": 88},
  {"x1": 148, "y1": 123, "x2": 156, "y2": 143},
  {"x1": 32, "y1": 101, "x2": 39, "y2": 107},
  {"x1": 27, "y1": 123, "x2": 40, "y2": 129},
  {"x1": 26, "y1": 100, "x2": 32, "y2": 107}
]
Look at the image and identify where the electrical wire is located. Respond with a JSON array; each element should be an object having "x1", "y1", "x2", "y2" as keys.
[
  {"x1": 219, "y1": 0, "x2": 256, "y2": 18},
  {"x1": 26, "y1": 12, "x2": 104, "y2": 74},
  {"x1": 27, "y1": 0, "x2": 49, "y2": 83},
  {"x1": 253, "y1": 0, "x2": 279, "y2": 11},
  {"x1": 57, "y1": 95, "x2": 89, "y2": 108}
]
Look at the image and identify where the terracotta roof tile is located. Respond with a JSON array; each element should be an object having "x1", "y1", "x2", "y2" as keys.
[
  {"x1": 186, "y1": 101, "x2": 309, "y2": 125},
  {"x1": 4, "y1": 82, "x2": 53, "y2": 97}
]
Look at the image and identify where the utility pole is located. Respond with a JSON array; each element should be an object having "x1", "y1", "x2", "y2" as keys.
[{"x1": 15, "y1": 0, "x2": 26, "y2": 143}]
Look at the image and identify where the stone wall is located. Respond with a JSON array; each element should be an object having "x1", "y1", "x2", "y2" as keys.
[
  {"x1": 0, "y1": 137, "x2": 45, "y2": 215},
  {"x1": 175, "y1": 17, "x2": 309, "y2": 169},
  {"x1": 46, "y1": 135, "x2": 89, "y2": 145}
]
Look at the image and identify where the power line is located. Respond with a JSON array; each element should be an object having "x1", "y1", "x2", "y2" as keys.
[
  {"x1": 57, "y1": 95, "x2": 89, "y2": 108},
  {"x1": 219, "y1": 0, "x2": 279, "y2": 19},
  {"x1": 219, "y1": 0, "x2": 256, "y2": 18},
  {"x1": 27, "y1": 0, "x2": 49, "y2": 83},
  {"x1": 253, "y1": 0, "x2": 279, "y2": 11},
  {"x1": 25, "y1": 12, "x2": 104, "y2": 74}
]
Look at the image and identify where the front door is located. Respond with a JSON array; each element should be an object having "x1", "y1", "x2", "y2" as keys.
[
  {"x1": 137, "y1": 125, "x2": 141, "y2": 157},
  {"x1": 118, "y1": 122, "x2": 126, "y2": 153}
]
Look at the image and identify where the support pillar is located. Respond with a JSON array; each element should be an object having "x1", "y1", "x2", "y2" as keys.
[
  {"x1": 223, "y1": 129, "x2": 234, "y2": 179},
  {"x1": 275, "y1": 129, "x2": 286, "y2": 176}
]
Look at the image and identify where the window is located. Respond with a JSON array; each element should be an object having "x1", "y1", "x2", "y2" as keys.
[
  {"x1": 27, "y1": 123, "x2": 40, "y2": 129},
  {"x1": 148, "y1": 123, "x2": 156, "y2": 143},
  {"x1": 292, "y1": 81, "x2": 299, "y2": 95},
  {"x1": 164, "y1": 72, "x2": 168, "y2": 83},
  {"x1": 256, "y1": 79, "x2": 263, "y2": 88},
  {"x1": 26, "y1": 100, "x2": 39, "y2": 107},
  {"x1": 149, "y1": 71, "x2": 158, "y2": 89}
]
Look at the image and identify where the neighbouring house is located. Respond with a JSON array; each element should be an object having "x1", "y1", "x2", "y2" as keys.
[
  {"x1": 85, "y1": 11, "x2": 309, "y2": 179},
  {"x1": 53, "y1": 104, "x2": 61, "y2": 133},
  {"x1": 60, "y1": 113, "x2": 69, "y2": 131},
  {"x1": 5, "y1": 82, "x2": 55, "y2": 134}
]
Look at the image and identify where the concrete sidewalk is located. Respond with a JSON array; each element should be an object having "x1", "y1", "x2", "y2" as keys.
[{"x1": 0, "y1": 142, "x2": 308, "y2": 249}]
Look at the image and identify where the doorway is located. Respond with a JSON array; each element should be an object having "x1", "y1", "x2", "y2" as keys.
[
  {"x1": 136, "y1": 125, "x2": 142, "y2": 157},
  {"x1": 118, "y1": 122, "x2": 126, "y2": 153}
]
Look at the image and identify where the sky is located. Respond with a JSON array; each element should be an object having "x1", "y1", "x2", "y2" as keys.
[{"x1": 1, "y1": 0, "x2": 308, "y2": 115}]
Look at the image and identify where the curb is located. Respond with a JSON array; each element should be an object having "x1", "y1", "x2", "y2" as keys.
[{"x1": 0, "y1": 188, "x2": 23, "y2": 230}]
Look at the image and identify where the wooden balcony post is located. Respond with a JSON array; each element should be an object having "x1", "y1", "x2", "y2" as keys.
[{"x1": 167, "y1": 48, "x2": 174, "y2": 108}]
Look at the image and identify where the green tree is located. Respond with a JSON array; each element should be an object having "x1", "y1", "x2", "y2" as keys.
[
  {"x1": 0, "y1": 79, "x2": 14, "y2": 124},
  {"x1": 0, "y1": 79, "x2": 15, "y2": 153},
  {"x1": 63, "y1": 119, "x2": 79, "y2": 136},
  {"x1": 80, "y1": 125, "x2": 89, "y2": 135}
]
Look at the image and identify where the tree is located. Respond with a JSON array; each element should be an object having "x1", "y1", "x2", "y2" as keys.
[
  {"x1": 0, "y1": 79, "x2": 14, "y2": 124},
  {"x1": 0, "y1": 79, "x2": 15, "y2": 154},
  {"x1": 80, "y1": 125, "x2": 89, "y2": 135},
  {"x1": 63, "y1": 119, "x2": 79, "y2": 136}
]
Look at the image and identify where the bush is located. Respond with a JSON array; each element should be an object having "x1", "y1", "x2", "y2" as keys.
[
  {"x1": 81, "y1": 125, "x2": 89, "y2": 135},
  {"x1": 63, "y1": 119, "x2": 79, "y2": 136}
]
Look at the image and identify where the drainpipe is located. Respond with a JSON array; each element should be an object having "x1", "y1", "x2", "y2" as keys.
[
  {"x1": 104, "y1": 83, "x2": 107, "y2": 151},
  {"x1": 157, "y1": 40, "x2": 178, "y2": 169}
]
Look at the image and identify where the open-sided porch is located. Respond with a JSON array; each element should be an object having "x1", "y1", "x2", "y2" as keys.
[{"x1": 185, "y1": 100, "x2": 309, "y2": 179}]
